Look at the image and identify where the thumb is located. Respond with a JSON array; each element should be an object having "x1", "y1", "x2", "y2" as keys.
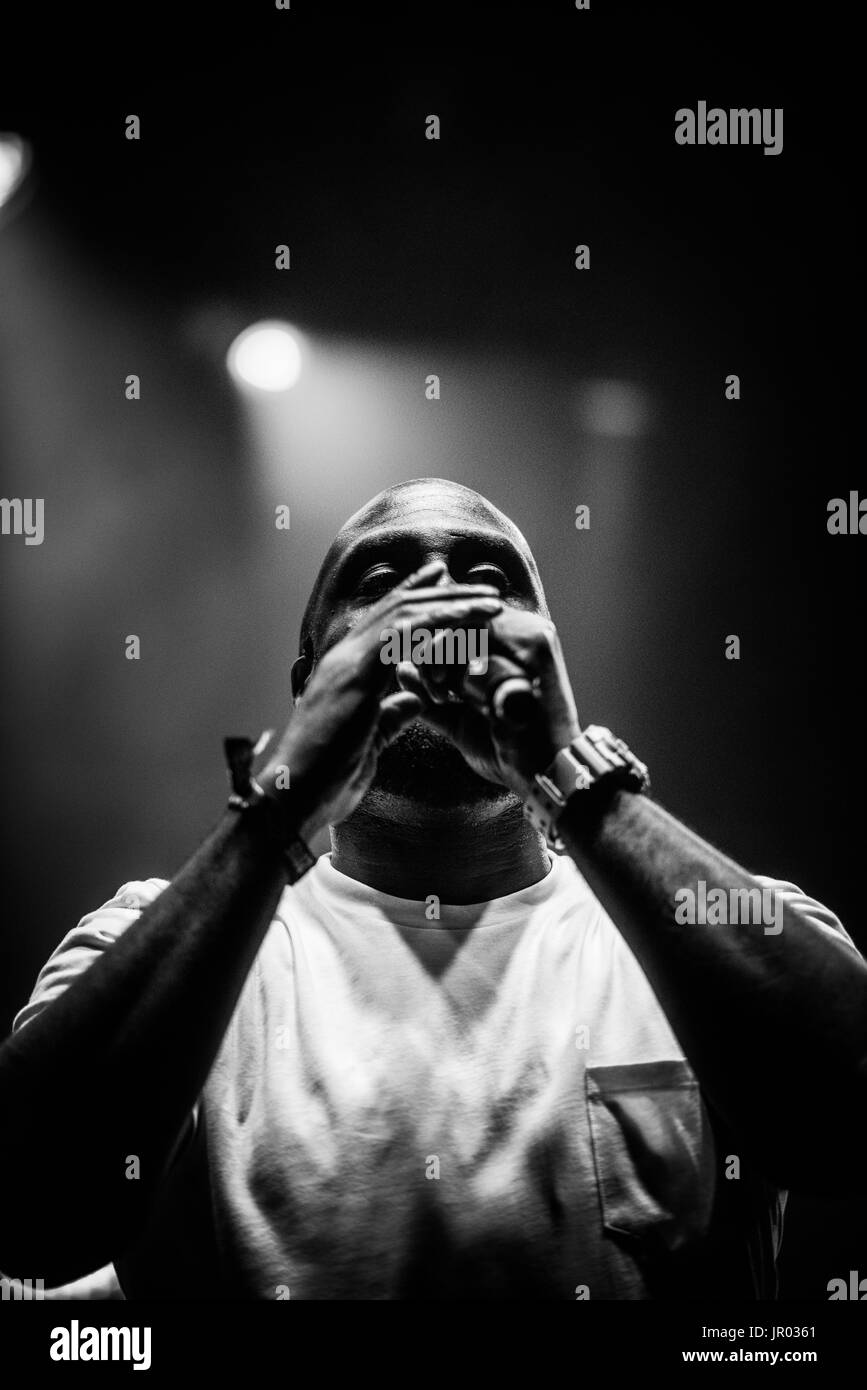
[{"x1": 374, "y1": 690, "x2": 424, "y2": 751}]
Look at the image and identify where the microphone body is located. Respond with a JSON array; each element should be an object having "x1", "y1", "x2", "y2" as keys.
[
  {"x1": 420, "y1": 629, "x2": 537, "y2": 728},
  {"x1": 489, "y1": 674, "x2": 537, "y2": 726},
  {"x1": 458, "y1": 654, "x2": 537, "y2": 728}
]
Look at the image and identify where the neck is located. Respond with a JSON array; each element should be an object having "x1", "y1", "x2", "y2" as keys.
[{"x1": 330, "y1": 796, "x2": 550, "y2": 904}]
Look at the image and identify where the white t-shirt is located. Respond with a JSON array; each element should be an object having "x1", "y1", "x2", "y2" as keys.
[{"x1": 12, "y1": 854, "x2": 853, "y2": 1300}]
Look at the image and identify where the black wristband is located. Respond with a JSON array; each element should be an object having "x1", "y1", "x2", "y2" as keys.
[{"x1": 224, "y1": 735, "x2": 316, "y2": 885}]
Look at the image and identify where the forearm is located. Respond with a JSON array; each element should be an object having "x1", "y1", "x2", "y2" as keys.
[
  {"x1": 0, "y1": 799, "x2": 287, "y2": 1279},
  {"x1": 561, "y1": 788, "x2": 867, "y2": 1191}
]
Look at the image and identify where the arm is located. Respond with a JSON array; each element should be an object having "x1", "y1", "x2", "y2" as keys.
[
  {"x1": 0, "y1": 805, "x2": 288, "y2": 1284},
  {"x1": 408, "y1": 609, "x2": 867, "y2": 1194},
  {"x1": 558, "y1": 785, "x2": 867, "y2": 1193},
  {"x1": 0, "y1": 562, "x2": 502, "y2": 1282}
]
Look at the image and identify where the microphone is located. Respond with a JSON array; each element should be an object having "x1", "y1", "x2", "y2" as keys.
[
  {"x1": 490, "y1": 673, "x2": 537, "y2": 726},
  {"x1": 462, "y1": 655, "x2": 538, "y2": 729}
]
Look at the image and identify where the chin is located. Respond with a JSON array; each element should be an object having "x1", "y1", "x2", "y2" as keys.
[{"x1": 364, "y1": 719, "x2": 513, "y2": 811}]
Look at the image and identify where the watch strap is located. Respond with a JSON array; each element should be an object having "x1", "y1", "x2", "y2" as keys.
[{"x1": 523, "y1": 725, "x2": 649, "y2": 850}]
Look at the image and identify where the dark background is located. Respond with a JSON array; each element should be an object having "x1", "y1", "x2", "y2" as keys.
[{"x1": 0, "y1": 2, "x2": 862, "y2": 1298}]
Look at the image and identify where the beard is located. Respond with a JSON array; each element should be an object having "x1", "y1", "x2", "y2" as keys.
[{"x1": 365, "y1": 717, "x2": 512, "y2": 810}]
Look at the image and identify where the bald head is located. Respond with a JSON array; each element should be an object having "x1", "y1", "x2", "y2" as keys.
[
  {"x1": 297, "y1": 478, "x2": 547, "y2": 678},
  {"x1": 338, "y1": 478, "x2": 535, "y2": 560}
]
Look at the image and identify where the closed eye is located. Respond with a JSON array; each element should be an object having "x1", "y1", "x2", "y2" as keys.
[
  {"x1": 465, "y1": 563, "x2": 509, "y2": 590},
  {"x1": 355, "y1": 564, "x2": 400, "y2": 596},
  {"x1": 355, "y1": 560, "x2": 512, "y2": 597}
]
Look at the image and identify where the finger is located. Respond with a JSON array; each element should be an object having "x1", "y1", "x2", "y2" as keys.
[
  {"x1": 385, "y1": 607, "x2": 502, "y2": 704},
  {"x1": 382, "y1": 601, "x2": 502, "y2": 681},
  {"x1": 401, "y1": 561, "x2": 500, "y2": 600},
  {"x1": 369, "y1": 590, "x2": 502, "y2": 655},
  {"x1": 406, "y1": 629, "x2": 451, "y2": 703},
  {"x1": 367, "y1": 597, "x2": 502, "y2": 686},
  {"x1": 403, "y1": 560, "x2": 448, "y2": 590},
  {"x1": 462, "y1": 653, "x2": 536, "y2": 711},
  {"x1": 392, "y1": 597, "x2": 503, "y2": 636},
  {"x1": 396, "y1": 659, "x2": 456, "y2": 712},
  {"x1": 394, "y1": 662, "x2": 431, "y2": 701},
  {"x1": 374, "y1": 690, "x2": 424, "y2": 749},
  {"x1": 392, "y1": 583, "x2": 503, "y2": 605}
]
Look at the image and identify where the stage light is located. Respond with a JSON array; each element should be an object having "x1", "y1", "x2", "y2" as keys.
[
  {"x1": 227, "y1": 321, "x2": 304, "y2": 392},
  {"x1": 0, "y1": 134, "x2": 32, "y2": 217}
]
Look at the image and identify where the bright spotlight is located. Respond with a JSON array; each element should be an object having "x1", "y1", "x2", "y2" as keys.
[
  {"x1": 227, "y1": 321, "x2": 304, "y2": 392},
  {"x1": 0, "y1": 134, "x2": 33, "y2": 216}
]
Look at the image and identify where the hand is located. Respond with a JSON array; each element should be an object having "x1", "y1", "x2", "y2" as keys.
[
  {"x1": 257, "y1": 561, "x2": 504, "y2": 837},
  {"x1": 396, "y1": 608, "x2": 580, "y2": 799}
]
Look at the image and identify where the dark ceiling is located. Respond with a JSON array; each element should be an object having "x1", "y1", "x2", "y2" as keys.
[{"x1": 3, "y1": 2, "x2": 827, "y2": 360}]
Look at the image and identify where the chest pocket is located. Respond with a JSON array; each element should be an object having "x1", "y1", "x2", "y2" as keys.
[{"x1": 586, "y1": 1060, "x2": 716, "y2": 1256}]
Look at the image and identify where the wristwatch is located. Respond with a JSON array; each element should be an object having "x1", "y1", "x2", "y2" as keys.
[{"x1": 523, "y1": 725, "x2": 650, "y2": 851}]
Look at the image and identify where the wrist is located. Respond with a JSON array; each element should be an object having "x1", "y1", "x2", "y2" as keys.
[
  {"x1": 522, "y1": 726, "x2": 650, "y2": 851},
  {"x1": 223, "y1": 730, "x2": 319, "y2": 884},
  {"x1": 257, "y1": 758, "x2": 327, "y2": 843},
  {"x1": 512, "y1": 721, "x2": 582, "y2": 802},
  {"x1": 557, "y1": 778, "x2": 633, "y2": 844}
]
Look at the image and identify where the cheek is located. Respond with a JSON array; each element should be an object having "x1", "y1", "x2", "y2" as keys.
[{"x1": 316, "y1": 609, "x2": 361, "y2": 656}]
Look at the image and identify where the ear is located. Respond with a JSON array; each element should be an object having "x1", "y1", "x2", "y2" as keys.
[{"x1": 291, "y1": 654, "x2": 311, "y2": 701}]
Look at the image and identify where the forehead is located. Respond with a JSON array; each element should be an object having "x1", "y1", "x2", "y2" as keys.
[{"x1": 336, "y1": 480, "x2": 529, "y2": 556}]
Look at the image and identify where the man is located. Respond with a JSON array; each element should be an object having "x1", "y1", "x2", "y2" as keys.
[{"x1": 1, "y1": 477, "x2": 865, "y2": 1300}]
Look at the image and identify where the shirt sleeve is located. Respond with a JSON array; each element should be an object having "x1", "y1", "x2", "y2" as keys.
[
  {"x1": 753, "y1": 875, "x2": 861, "y2": 954},
  {"x1": 11, "y1": 875, "x2": 202, "y2": 1155},
  {"x1": 8, "y1": 879, "x2": 176, "y2": 1302},
  {"x1": 11, "y1": 877, "x2": 171, "y2": 1033}
]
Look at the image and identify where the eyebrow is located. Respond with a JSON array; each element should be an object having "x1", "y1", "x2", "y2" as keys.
[{"x1": 330, "y1": 526, "x2": 532, "y2": 594}]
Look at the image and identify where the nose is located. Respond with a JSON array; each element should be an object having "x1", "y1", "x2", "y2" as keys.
[{"x1": 430, "y1": 560, "x2": 457, "y2": 587}]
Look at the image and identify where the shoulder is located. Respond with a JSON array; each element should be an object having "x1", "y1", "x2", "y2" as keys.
[
  {"x1": 753, "y1": 875, "x2": 860, "y2": 954},
  {"x1": 11, "y1": 877, "x2": 170, "y2": 1033}
]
